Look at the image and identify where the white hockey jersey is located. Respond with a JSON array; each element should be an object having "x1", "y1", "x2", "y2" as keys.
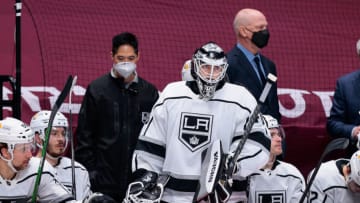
[
  {"x1": 52, "y1": 157, "x2": 92, "y2": 200},
  {"x1": 308, "y1": 159, "x2": 360, "y2": 203},
  {"x1": 247, "y1": 160, "x2": 305, "y2": 203},
  {"x1": 132, "y1": 81, "x2": 271, "y2": 202},
  {"x1": 0, "y1": 157, "x2": 73, "y2": 202}
]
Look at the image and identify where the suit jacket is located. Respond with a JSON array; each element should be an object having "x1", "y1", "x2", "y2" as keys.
[
  {"x1": 226, "y1": 45, "x2": 281, "y2": 121},
  {"x1": 327, "y1": 69, "x2": 360, "y2": 156}
]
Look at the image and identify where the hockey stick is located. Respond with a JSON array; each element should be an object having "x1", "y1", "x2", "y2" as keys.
[
  {"x1": 69, "y1": 75, "x2": 78, "y2": 199},
  {"x1": 298, "y1": 137, "x2": 349, "y2": 203},
  {"x1": 31, "y1": 75, "x2": 74, "y2": 203},
  {"x1": 194, "y1": 73, "x2": 277, "y2": 202}
]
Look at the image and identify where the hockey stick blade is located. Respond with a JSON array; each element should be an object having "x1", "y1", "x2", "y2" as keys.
[
  {"x1": 31, "y1": 75, "x2": 74, "y2": 203},
  {"x1": 298, "y1": 137, "x2": 349, "y2": 203},
  {"x1": 193, "y1": 74, "x2": 277, "y2": 202}
]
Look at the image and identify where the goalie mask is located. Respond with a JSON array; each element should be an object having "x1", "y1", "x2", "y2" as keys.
[
  {"x1": 30, "y1": 110, "x2": 69, "y2": 157},
  {"x1": 0, "y1": 117, "x2": 34, "y2": 172},
  {"x1": 192, "y1": 42, "x2": 228, "y2": 100}
]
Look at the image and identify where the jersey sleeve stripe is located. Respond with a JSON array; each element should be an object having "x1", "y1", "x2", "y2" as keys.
[
  {"x1": 166, "y1": 176, "x2": 198, "y2": 192},
  {"x1": 136, "y1": 139, "x2": 166, "y2": 158}
]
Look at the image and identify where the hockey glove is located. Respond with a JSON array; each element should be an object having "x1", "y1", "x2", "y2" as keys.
[
  {"x1": 82, "y1": 192, "x2": 117, "y2": 203},
  {"x1": 123, "y1": 170, "x2": 164, "y2": 203}
]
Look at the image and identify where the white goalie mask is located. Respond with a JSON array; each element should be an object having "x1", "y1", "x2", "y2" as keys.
[
  {"x1": 192, "y1": 42, "x2": 228, "y2": 100},
  {"x1": 30, "y1": 110, "x2": 69, "y2": 154},
  {"x1": 0, "y1": 117, "x2": 34, "y2": 172}
]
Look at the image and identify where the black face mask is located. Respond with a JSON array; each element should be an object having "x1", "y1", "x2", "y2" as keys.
[{"x1": 251, "y1": 29, "x2": 270, "y2": 48}]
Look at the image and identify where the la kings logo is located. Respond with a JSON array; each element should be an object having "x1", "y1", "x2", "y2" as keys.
[
  {"x1": 179, "y1": 112, "x2": 213, "y2": 152},
  {"x1": 255, "y1": 190, "x2": 286, "y2": 203}
]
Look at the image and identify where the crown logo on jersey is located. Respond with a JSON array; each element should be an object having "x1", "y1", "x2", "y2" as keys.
[{"x1": 190, "y1": 136, "x2": 199, "y2": 145}]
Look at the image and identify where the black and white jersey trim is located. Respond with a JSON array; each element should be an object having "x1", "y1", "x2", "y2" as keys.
[
  {"x1": 17, "y1": 171, "x2": 54, "y2": 184},
  {"x1": 233, "y1": 131, "x2": 271, "y2": 151},
  {"x1": 136, "y1": 139, "x2": 166, "y2": 158},
  {"x1": 153, "y1": 96, "x2": 252, "y2": 114}
]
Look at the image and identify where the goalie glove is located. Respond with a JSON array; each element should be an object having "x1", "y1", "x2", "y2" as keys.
[
  {"x1": 123, "y1": 170, "x2": 167, "y2": 203},
  {"x1": 82, "y1": 192, "x2": 117, "y2": 203}
]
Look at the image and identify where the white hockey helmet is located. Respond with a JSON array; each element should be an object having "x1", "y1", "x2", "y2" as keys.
[
  {"x1": 192, "y1": 42, "x2": 228, "y2": 100},
  {"x1": 356, "y1": 39, "x2": 360, "y2": 56},
  {"x1": 349, "y1": 150, "x2": 360, "y2": 185},
  {"x1": 262, "y1": 114, "x2": 285, "y2": 139},
  {"x1": 181, "y1": 59, "x2": 194, "y2": 81},
  {"x1": 0, "y1": 117, "x2": 34, "y2": 149},
  {"x1": 262, "y1": 114, "x2": 279, "y2": 129},
  {"x1": 30, "y1": 110, "x2": 68, "y2": 141},
  {"x1": 0, "y1": 117, "x2": 34, "y2": 172}
]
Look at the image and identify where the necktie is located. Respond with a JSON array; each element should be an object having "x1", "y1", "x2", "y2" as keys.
[{"x1": 254, "y1": 57, "x2": 266, "y2": 85}]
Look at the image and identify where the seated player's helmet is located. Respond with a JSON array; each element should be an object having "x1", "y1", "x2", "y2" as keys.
[
  {"x1": 262, "y1": 114, "x2": 279, "y2": 129},
  {"x1": 262, "y1": 114, "x2": 286, "y2": 139},
  {"x1": 181, "y1": 59, "x2": 194, "y2": 81},
  {"x1": 192, "y1": 42, "x2": 228, "y2": 100},
  {"x1": 0, "y1": 117, "x2": 34, "y2": 172},
  {"x1": 0, "y1": 117, "x2": 34, "y2": 150},
  {"x1": 30, "y1": 110, "x2": 69, "y2": 150},
  {"x1": 356, "y1": 39, "x2": 360, "y2": 56},
  {"x1": 349, "y1": 150, "x2": 360, "y2": 185}
]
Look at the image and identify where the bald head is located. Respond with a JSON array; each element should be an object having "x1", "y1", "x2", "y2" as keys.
[{"x1": 233, "y1": 8, "x2": 267, "y2": 36}]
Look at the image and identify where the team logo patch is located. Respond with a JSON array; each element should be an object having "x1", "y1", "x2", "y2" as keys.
[
  {"x1": 255, "y1": 190, "x2": 286, "y2": 203},
  {"x1": 141, "y1": 112, "x2": 150, "y2": 124},
  {"x1": 179, "y1": 112, "x2": 213, "y2": 152}
]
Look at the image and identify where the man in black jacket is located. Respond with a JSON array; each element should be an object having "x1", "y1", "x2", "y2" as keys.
[{"x1": 75, "y1": 32, "x2": 159, "y2": 202}]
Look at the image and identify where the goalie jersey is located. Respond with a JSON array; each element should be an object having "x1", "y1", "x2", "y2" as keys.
[
  {"x1": 132, "y1": 81, "x2": 271, "y2": 202},
  {"x1": 0, "y1": 157, "x2": 73, "y2": 202},
  {"x1": 247, "y1": 160, "x2": 305, "y2": 203},
  {"x1": 308, "y1": 159, "x2": 360, "y2": 203},
  {"x1": 52, "y1": 157, "x2": 92, "y2": 200}
]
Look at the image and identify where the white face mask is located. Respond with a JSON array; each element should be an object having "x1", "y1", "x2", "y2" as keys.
[{"x1": 113, "y1": 62, "x2": 137, "y2": 78}]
